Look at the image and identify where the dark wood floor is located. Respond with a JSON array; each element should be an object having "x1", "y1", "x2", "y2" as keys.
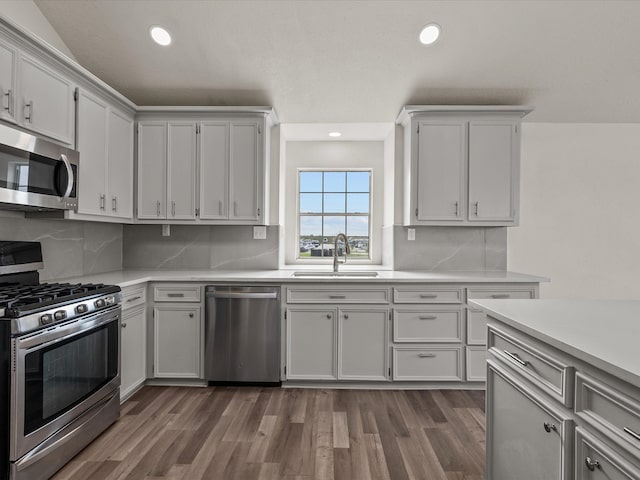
[{"x1": 52, "y1": 386, "x2": 486, "y2": 480}]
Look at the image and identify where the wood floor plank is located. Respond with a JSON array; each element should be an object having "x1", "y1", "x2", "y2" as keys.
[{"x1": 50, "y1": 387, "x2": 486, "y2": 480}]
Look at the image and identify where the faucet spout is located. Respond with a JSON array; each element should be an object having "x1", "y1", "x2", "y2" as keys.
[{"x1": 333, "y1": 233, "x2": 350, "y2": 272}]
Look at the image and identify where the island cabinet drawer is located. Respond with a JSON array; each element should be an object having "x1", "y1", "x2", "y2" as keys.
[
  {"x1": 393, "y1": 287, "x2": 463, "y2": 304},
  {"x1": 467, "y1": 287, "x2": 537, "y2": 301},
  {"x1": 286, "y1": 287, "x2": 389, "y2": 304},
  {"x1": 392, "y1": 346, "x2": 463, "y2": 381},
  {"x1": 488, "y1": 325, "x2": 574, "y2": 407},
  {"x1": 393, "y1": 308, "x2": 463, "y2": 343},
  {"x1": 575, "y1": 372, "x2": 640, "y2": 454},
  {"x1": 153, "y1": 284, "x2": 202, "y2": 302},
  {"x1": 121, "y1": 285, "x2": 146, "y2": 310},
  {"x1": 575, "y1": 427, "x2": 640, "y2": 479}
]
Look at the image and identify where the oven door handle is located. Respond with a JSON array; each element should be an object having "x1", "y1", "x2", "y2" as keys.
[{"x1": 17, "y1": 308, "x2": 119, "y2": 351}]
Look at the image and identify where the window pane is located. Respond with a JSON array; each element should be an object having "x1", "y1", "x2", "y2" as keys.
[
  {"x1": 299, "y1": 193, "x2": 322, "y2": 213},
  {"x1": 323, "y1": 216, "x2": 346, "y2": 239},
  {"x1": 299, "y1": 171, "x2": 322, "y2": 192},
  {"x1": 323, "y1": 172, "x2": 346, "y2": 192},
  {"x1": 347, "y1": 217, "x2": 369, "y2": 257},
  {"x1": 347, "y1": 193, "x2": 369, "y2": 214},
  {"x1": 347, "y1": 172, "x2": 370, "y2": 192},
  {"x1": 324, "y1": 193, "x2": 345, "y2": 213}
]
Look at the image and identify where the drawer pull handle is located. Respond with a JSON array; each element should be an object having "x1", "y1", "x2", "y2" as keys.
[
  {"x1": 329, "y1": 295, "x2": 346, "y2": 299},
  {"x1": 503, "y1": 350, "x2": 529, "y2": 367},
  {"x1": 585, "y1": 457, "x2": 601, "y2": 472},
  {"x1": 543, "y1": 422, "x2": 557, "y2": 433},
  {"x1": 126, "y1": 296, "x2": 142, "y2": 302},
  {"x1": 419, "y1": 294, "x2": 438, "y2": 299},
  {"x1": 491, "y1": 294, "x2": 511, "y2": 299},
  {"x1": 167, "y1": 293, "x2": 185, "y2": 298},
  {"x1": 418, "y1": 353, "x2": 436, "y2": 358},
  {"x1": 419, "y1": 316, "x2": 437, "y2": 320},
  {"x1": 624, "y1": 427, "x2": 640, "y2": 442}
]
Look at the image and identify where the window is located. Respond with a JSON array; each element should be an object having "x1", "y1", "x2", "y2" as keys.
[{"x1": 298, "y1": 170, "x2": 371, "y2": 259}]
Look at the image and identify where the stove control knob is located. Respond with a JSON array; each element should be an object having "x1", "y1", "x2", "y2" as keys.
[
  {"x1": 40, "y1": 314, "x2": 53, "y2": 325},
  {"x1": 105, "y1": 296, "x2": 115, "y2": 306},
  {"x1": 94, "y1": 299, "x2": 106, "y2": 308},
  {"x1": 75, "y1": 304, "x2": 88, "y2": 314},
  {"x1": 54, "y1": 310, "x2": 67, "y2": 321}
]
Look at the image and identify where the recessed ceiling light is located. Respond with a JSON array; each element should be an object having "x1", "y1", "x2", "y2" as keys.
[
  {"x1": 328, "y1": 132, "x2": 342, "y2": 137},
  {"x1": 150, "y1": 26, "x2": 172, "y2": 46},
  {"x1": 419, "y1": 23, "x2": 441, "y2": 45}
]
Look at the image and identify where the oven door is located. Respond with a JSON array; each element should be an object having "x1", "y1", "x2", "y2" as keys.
[{"x1": 10, "y1": 306, "x2": 120, "y2": 460}]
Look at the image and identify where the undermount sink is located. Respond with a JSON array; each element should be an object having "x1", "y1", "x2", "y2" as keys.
[{"x1": 292, "y1": 271, "x2": 379, "y2": 278}]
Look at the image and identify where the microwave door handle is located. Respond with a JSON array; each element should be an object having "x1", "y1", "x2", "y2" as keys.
[{"x1": 60, "y1": 153, "x2": 74, "y2": 198}]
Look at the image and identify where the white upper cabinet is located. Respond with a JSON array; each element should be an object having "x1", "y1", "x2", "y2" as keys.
[
  {"x1": 167, "y1": 122, "x2": 197, "y2": 220},
  {"x1": 229, "y1": 120, "x2": 262, "y2": 222},
  {"x1": 399, "y1": 106, "x2": 532, "y2": 226},
  {"x1": 468, "y1": 120, "x2": 518, "y2": 222},
  {"x1": 18, "y1": 53, "x2": 75, "y2": 146},
  {"x1": 199, "y1": 122, "x2": 229, "y2": 220},
  {"x1": 137, "y1": 122, "x2": 167, "y2": 219},
  {"x1": 76, "y1": 89, "x2": 134, "y2": 220},
  {"x1": 0, "y1": 39, "x2": 17, "y2": 123}
]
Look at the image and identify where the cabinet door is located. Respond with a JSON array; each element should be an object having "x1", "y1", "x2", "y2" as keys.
[
  {"x1": 486, "y1": 360, "x2": 572, "y2": 480},
  {"x1": 286, "y1": 308, "x2": 336, "y2": 380},
  {"x1": 575, "y1": 427, "x2": 640, "y2": 480},
  {"x1": 107, "y1": 108, "x2": 134, "y2": 218},
  {"x1": 0, "y1": 40, "x2": 17, "y2": 123},
  {"x1": 229, "y1": 120, "x2": 262, "y2": 222},
  {"x1": 199, "y1": 121, "x2": 229, "y2": 220},
  {"x1": 338, "y1": 308, "x2": 388, "y2": 380},
  {"x1": 154, "y1": 305, "x2": 201, "y2": 378},
  {"x1": 19, "y1": 54, "x2": 75, "y2": 145},
  {"x1": 167, "y1": 122, "x2": 197, "y2": 220},
  {"x1": 415, "y1": 120, "x2": 466, "y2": 222},
  {"x1": 120, "y1": 306, "x2": 146, "y2": 401},
  {"x1": 76, "y1": 90, "x2": 108, "y2": 216},
  {"x1": 137, "y1": 122, "x2": 167, "y2": 219},
  {"x1": 468, "y1": 121, "x2": 517, "y2": 222}
]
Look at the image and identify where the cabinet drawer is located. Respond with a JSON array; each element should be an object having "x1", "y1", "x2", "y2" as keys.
[
  {"x1": 392, "y1": 346, "x2": 463, "y2": 381},
  {"x1": 576, "y1": 427, "x2": 640, "y2": 479},
  {"x1": 393, "y1": 308, "x2": 463, "y2": 343},
  {"x1": 488, "y1": 325, "x2": 574, "y2": 407},
  {"x1": 121, "y1": 285, "x2": 146, "y2": 310},
  {"x1": 575, "y1": 372, "x2": 640, "y2": 454},
  {"x1": 466, "y1": 346, "x2": 487, "y2": 382},
  {"x1": 467, "y1": 287, "x2": 536, "y2": 301},
  {"x1": 393, "y1": 287, "x2": 463, "y2": 304},
  {"x1": 467, "y1": 309, "x2": 488, "y2": 345},
  {"x1": 153, "y1": 284, "x2": 201, "y2": 302},
  {"x1": 286, "y1": 287, "x2": 389, "y2": 304}
]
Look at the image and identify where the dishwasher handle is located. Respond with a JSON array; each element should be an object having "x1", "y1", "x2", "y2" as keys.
[{"x1": 207, "y1": 291, "x2": 279, "y2": 300}]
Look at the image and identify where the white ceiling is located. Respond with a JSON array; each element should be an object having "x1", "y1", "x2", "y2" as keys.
[{"x1": 34, "y1": 0, "x2": 640, "y2": 124}]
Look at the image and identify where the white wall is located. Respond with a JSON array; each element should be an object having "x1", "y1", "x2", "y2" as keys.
[
  {"x1": 508, "y1": 123, "x2": 640, "y2": 299},
  {"x1": 1, "y1": 0, "x2": 76, "y2": 59}
]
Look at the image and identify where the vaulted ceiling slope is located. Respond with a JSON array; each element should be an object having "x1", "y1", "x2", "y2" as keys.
[{"x1": 34, "y1": 0, "x2": 640, "y2": 123}]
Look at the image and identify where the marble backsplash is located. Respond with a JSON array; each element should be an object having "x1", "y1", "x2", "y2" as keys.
[
  {"x1": 123, "y1": 225, "x2": 280, "y2": 270},
  {"x1": 0, "y1": 212, "x2": 123, "y2": 280},
  {"x1": 393, "y1": 225, "x2": 507, "y2": 271}
]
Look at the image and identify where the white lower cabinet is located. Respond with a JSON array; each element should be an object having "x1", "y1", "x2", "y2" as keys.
[
  {"x1": 575, "y1": 427, "x2": 640, "y2": 480},
  {"x1": 120, "y1": 305, "x2": 146, "y2": 400},
  {"x1": 466, "y1": 346, "x2": 487, "y2": 381},
  {"x1": 487, "y1": 359, "x2": 573, "y2": 480},
  {"x1": 393, "y1": 346, "x2": 463, "y2": 381},
  {"x1": 286, "y1": 306, "x2": 389, "y2": 381},
  {"x1": 153, "y1": 304, "x2": 201, "y2": 378}
]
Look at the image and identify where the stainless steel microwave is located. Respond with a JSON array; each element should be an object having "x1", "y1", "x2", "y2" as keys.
[{"x1": 0, "y1": 123, "x2": 78, "y2": 211}]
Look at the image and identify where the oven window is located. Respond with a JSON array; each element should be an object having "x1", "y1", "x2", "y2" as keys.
[{"x1": 23, "y1": 319, "x2": 118, "y2": 434}]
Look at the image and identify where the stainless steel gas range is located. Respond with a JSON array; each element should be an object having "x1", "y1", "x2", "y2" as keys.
[{"x1": 0, "y1": 241, "x2": 121, "y2": 480}]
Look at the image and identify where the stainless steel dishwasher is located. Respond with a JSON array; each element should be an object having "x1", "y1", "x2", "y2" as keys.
[{"x1": 204, "y1": 285, "x2": 281, "y2": 384}]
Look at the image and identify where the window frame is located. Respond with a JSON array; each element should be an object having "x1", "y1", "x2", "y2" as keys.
[{"x1": 296, "y1": 168, "x2": 373, "y2": 261}]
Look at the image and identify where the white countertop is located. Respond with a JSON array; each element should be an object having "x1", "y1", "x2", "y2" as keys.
[
  {"x1": 469, "y1": 299, "x2": 640, "y2": 388},
  {"x1": 58, "y1": 269, "x2": 548, "y2": 288}
]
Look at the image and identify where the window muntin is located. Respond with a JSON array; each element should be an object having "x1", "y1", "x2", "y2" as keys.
[{"x1": 298, "y1": 170, "x2": 371, "y2": 259}]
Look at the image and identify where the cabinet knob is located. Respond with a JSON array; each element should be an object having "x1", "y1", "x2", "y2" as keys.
[
  {"x1": 121, "y1": 323, "x2": 127, "y2": 328},
  {"x1": 326, "y1": 314, "x2": 331, "y2": 319},
  {"x1": 584, "y1": 457, "x2": 600, "y2": 472},
  {"x1": 189, "y1": 312, "x2": 194, "y2": 318},
  {"x1": 344, "y1": 314, "x2": 349, "y2": 319},
  {"x1": 543, "y1": 422, "x2": 557, "y2": 433}
]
